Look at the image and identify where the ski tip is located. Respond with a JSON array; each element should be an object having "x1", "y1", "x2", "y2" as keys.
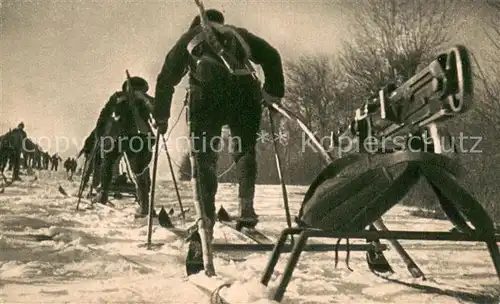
[
  {"x1": 58, "y1": 185, "x2": 68, "y2": 196},
  {"x1": 217, "y1": 205, "x2": 231, "y2": 222},
  {"x1": 159, "y1": 206, "x2": 174, "y2": 228}
]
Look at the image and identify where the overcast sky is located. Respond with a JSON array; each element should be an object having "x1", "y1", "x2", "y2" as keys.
[{"x1": 0, "y1": 0, "x2": 493, "y2": 177}]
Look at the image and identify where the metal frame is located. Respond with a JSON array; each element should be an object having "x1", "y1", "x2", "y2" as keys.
[
  {"x1": 260, "y1": 85, "x2": 500, "y2": 301},
  {"x1": 259, "y1": 148, "x2": 500, "y2": 302},
  {"x1": 261, "y1": 228, "x2": 500, "y2": 302},
  {"x1": 211, "y1": 242, "x2": 385, "y2": 253}
]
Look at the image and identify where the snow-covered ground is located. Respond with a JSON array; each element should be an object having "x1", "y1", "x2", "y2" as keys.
[{"x1": 1, "y1": 170, "x2": 499, "y2": 303}]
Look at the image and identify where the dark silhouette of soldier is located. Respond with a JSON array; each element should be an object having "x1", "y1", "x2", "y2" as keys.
[{"x1": 153, "y1": 9, "x2": 284, "y2": 230}]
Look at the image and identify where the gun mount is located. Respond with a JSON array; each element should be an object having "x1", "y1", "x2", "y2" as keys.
[{"x1": 337, "y1": 45, "x2": 473, "y2": 154}]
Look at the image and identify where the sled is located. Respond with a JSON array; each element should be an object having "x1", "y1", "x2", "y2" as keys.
[
  {"x1": 259, "y1": 45, "x2": 500, "y2": 302},
  {"x1": 109, "y1": 182, "x2": 138, "y2": 199}
]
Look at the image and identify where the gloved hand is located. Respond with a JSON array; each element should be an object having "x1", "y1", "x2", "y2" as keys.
[
  {"x1": 153, "y1": 119, "x2": 168, "y2": 135},
  {"x1": 262, "y1": 90, "x2": 281, "y2": 113}
]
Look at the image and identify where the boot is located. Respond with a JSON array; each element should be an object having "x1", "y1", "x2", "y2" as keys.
[{"x1": 237, "y1": 197, "x2": 259, "y2": 228}]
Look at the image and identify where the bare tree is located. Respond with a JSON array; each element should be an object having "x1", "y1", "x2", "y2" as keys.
[
  {"x1": 284, "y1": 55, "x2": 352, "y2": 137},
  {"x1": 471, "y1": 0, "x2": 500, "y2": 133},
  {"x1": 339, "y1": 0, "x2": 461, "y2": 103},
  {"x1": 278, "y1": 55, "x2": 356, "y2": 182},
  {"x1": 462, "y1": 0, "x2": 500, "y2": 221}
]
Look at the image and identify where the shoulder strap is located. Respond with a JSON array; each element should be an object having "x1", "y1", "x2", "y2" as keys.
[
  {"x1": 186, "y1": 22, "x2": 256, "y2": 76},
  {"x1": 212, "y1": 23, "x2": 253, "y2": 62}
]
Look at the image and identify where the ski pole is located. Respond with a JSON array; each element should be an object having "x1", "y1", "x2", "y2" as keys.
[
  {"x1": 147, "y1": 130, "x2": 161, "y2": 248},
  {"x1": 268, "y1": 109, "x2": 294, "y2": 245},
  {"x1": 162, "y1": 135, "x2": 186, "y2": 220}
]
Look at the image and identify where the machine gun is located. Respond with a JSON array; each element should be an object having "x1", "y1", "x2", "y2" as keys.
[{"x1": 336, "y1": 45, "x2": 473, "y2": 155}]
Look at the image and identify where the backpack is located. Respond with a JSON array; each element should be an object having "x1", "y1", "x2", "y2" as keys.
[{"x1": 187, "y1": 22, "x2": 256, "y2": 83}]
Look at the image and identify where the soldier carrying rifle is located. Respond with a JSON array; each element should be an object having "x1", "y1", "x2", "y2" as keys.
[{"x1": 153, "y1": 9, "x2": 285, "y2": 233}]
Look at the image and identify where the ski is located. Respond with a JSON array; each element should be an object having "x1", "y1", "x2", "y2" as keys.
[
  {"x1": 158, "y1": 207, "x2": 250, "y2": 264},
  {"x1": 163, "y1": 225, "x2": 249, "y2": 263},
  {"x1": 219, "y1": 219, "x2": 273, "y2": 245},
  {"x1": 216, "y1": 206, "x2": 274, "y2": 245},
  {"x1": 58, "y1": 186, "x2": 121, "y2": 213}
]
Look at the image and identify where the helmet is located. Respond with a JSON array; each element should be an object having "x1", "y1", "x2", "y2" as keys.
[
  {"x1": 122, "y1": 76, "x2": 149, "y2": 93},
  {"x1": 18, "y1": 122, "x2": 24, "y2": 129}
]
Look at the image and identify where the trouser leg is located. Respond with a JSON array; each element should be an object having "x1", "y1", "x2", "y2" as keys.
[
  {"x1": 188, "y1": 85, "x2": 225, "y2": 231},
  {"x1": 93, "y1": 136, "x2": 120, "y2": 204},
  {"x1": 127, "y1": 134, "x2": 154, "y2": 216},
  {"x1": 227, "y1": 80, "x2": 262, "y2": 224},
  {"x1": 192, "y1": 146, "x2": 219, "y2": 229},
  {"x1": 12, "y1": 150, "x2": 21, "y2": 180}
]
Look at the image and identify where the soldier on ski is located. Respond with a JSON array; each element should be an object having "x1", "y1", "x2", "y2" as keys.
[
  {"x1": 50, "y1": 153, "x2": 62, "y2": 171},
  {"x1": 70, "y1": 158, "x2": 77, "y2": 175},
  {"x1": 41, "y1": 151, "x2": 50, "y2": 170},
  {"x1": 64, "y1": 157, "x2": 77, "y2": 180},
  {"x1": 11, "y1": 122, "x2": 27, "y2": 181},
  {"x1": 91, "y1": 76, "x2": 156, "y2": 218},
  {"x1": 64, "y1": 157, "x2": 72, "y2": 173},
  {"x1": 153, "y1": 9, "x2": 284, "y2": 231}
]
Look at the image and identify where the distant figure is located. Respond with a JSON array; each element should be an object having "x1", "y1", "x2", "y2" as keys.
[
  {"x1": 64, "y1": 157, "x2": 78, "y2": 180},
  {"x1": 70, "y1": 158, "x2": 77, "y2": 175},
  {"x1": 63, "y1": 157, "x2": 72, "y2": 172},
  {"x1": 64, "y1": 157, "x2": 70, "y2": 171},
  {"x1": 3, "y1": 122, "x2": 28, "y2": 181},
  {"x1": 0, "y1": 132, "x2": 15, "y2": 176},
  {"x1": 42, "y1": 152, "x2": 50, "y2": 170},
  {"x1": 63, "y1": 157, "x2": 72, "y2": 179},
  {"x1": 50, "y1": 153, "x2": 62, "y2": 171}
]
